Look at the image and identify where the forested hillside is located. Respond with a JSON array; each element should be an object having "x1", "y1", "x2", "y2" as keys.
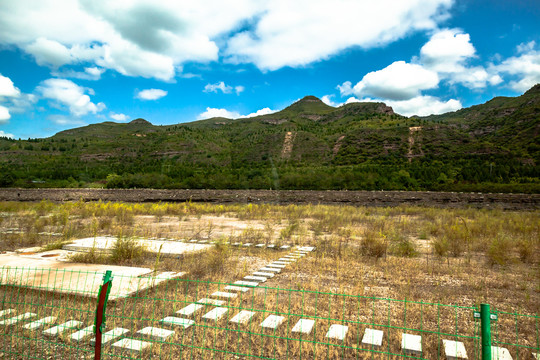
[{"x1": 0, "y1": 85, "x2": 538, "y2": 193}]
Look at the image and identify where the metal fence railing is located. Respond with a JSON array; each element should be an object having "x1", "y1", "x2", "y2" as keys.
[{"x1": 1, "y1": 267, "x2": 538, "y2": 359}]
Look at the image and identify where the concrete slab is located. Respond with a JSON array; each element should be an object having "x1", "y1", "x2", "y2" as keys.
[
  {"x1": 0, "y1": 254, "x2": 185, "y2": 300},
  {"x1": 253, "y1": 271, "x2": 274, "y2": 278},
  {"x1": 266, "y1": 264, "x2": 286, "y2": 269},
  {"x1": 224, "y1": 285, "x2": 251, "y2": 292},
  {"x1": 272, "y1": 261, "x2": 289, "y2": 266},
  {"x1": 233, "y1": 280, "x2": 259, "y2": 287},
  {"x1": 291, "y1": 319, "x2": 315, "y2": 335},
  {"x1": 112, "y1": 338, "x2": 152, "y2": 351},
  {"x1": 160, "y1": 317, "x2": 195, "y2": 329},
  {"x1": 362, "y1": 328, "x2": 383, "y2": 348},
  {"x1": 202, "y1": 307, "x2": 228, "y2": 321},
  {"x1": 64, "y1": 236, "x2": 211, "y2": 257},
  {"x1": 232, "y1": 242, "x2": 241, "y2": 246},
  {"x1": 259, "y1": 267, "x2": 281, "y2": 273},
  {"x1": 491, "y1": 346, "x2": 513, "y2": 360},
  {"x1": 0, "y1": 309, "x2": 15, "y2": 317},
  {"x1": 255, "y1": 244, "x2": 265, "y2": 248},
  {"x1": 70, "y1": 325, "x2": 95, "y2": 342},
  {"x1": 244, "y1": 276, "x2": 267, "y2": 282},
  {"x1": 260, "y1": 315, "x2": 285, "y2": 330},
  {"x1": 43, "y1": 320, "x2": 83, "y2": 337},
  {"x1": 278, "y1": 258, "x2": 295, "y2": 262},
  {"x1": 24, "y1": 316, "x2": 56, "y2": 330},
  {"x1": 326, "y1": 324, "x2": 348, "y2": 340},
  {"x1": 297, "y1": 246, "x2": 315, "y2": 252},
  {"x1": 196, "y1": 298, "x2": 225, "y2": 306},
  {"x1": 0, "y1": 312, "x2": 37, "y2": 326},
  {"x1": 267, "y1": 245, "x2": 275, "y2": 249},
  {"x1": 229, "y1": 311, "x2": 256, "y2": 325},
  {"x1": 402, "y1": 333, "x2": 422, "y2": 357},
  {"x1": 91, "y1": 327, "x2": 129, "y2": 345},
  {"x1": 211, "y1": 291, "x2": 237, "y2": 299},
  {"x1": 280, "y1": 245, "x2": 291, "y2": 250},
  {"x1": 137, "y1": 327, "x2": 174, "y2": 341},
  {"x1": 442, "y1": 339, "x2": 468, "y2": 360},
  {"x1": 176, "y1": 303, "x2": 204, "y2": 316},
  {"x1": 243, "y1": 243, "x2": 253, "y2": 247}
]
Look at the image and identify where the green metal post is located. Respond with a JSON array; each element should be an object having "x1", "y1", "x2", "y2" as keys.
[{"x1": 481, "y1": 303, "x2": 492, "y2": 360}]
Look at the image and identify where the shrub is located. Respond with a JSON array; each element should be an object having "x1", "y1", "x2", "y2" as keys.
[
  {"x1": 110, "y1": 236, "x2": 148, "y2": 264},
  {"x1": 361, "y1": 229, "x2": 387, "y2": 259},
  {"x1": 432, "y1": 237, "x2": 449, "y2": 257},
  {"x1": 486, "y1": 235, "x2": 513, "y2": 266}
]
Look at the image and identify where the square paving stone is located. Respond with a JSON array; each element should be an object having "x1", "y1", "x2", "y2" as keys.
[
  {"x1": 1, "y1": 313, "x2": 37, "y2": 326},
  {"x1": 260, "y1": 315, "x2": 285, "y2": 329},
  {"x1": 224, "y1": 285, "x2": 251, "y2": 292},
  {"x1": 278, "y1": 258, "x2": 295, "y2": 262},
  {"x1": 442, "y1": 339, "x2": 468, "y2": 360},
  {"x1": 229, "y1": 311, "x2": 256, "y2": 325},
  {"x1": 137, "y1": 327, "x2": 174, "y2": 341},
  {"x1": 196, "y1": 298, "x2": 226, "y2": 306},
  {"x1": 176, "y1": 303, "x2": 204, "y2": 316},
  {"x1": 491, "y1": 346, "x2": 513, "y2": 360},
  {"x1": 259, "y1": 267, "x2": 281, "y2": 273},
  {"x1": 70, "y1": 325, "x2": 94, "y2": 342},
  {"x1": 43, "y1": 320, "x2": 83, "y2": 337},
  {"x1": 326, "y1": 324, "x2": 348, "y2": 340},
  {"x1": 253, "y1": 271, "x2": 274, "y2": 278},
  {"x1": 112, "y1": 338, "x2": 152, "y2": 352},
  {"x1": 91, "y1": 327, "x2": 129, "y2": 345},
  {"x1": 272, "y1": 261, "x2": 289, "y2": 265},
  {"x1": 202, "y1": 307, "x2": 228, "y2": 321},
  {"x1": 266, "y1": 264, "x2": 286, "y2": 269},
  {"x1": 291, "y1": 319, "x2": 315, "y2": 334},
  {"x1": 211, "y1": 291, "x2": 238, "y2": 299},
  {"x1": 244, "y1": 275, "x2": 267, "y2": 282},
  {"x1": 362, "y1": 328, "x2": 383, "y2": 348},
  {"x1": 402, "y1": 333, "x2": 422, "y2": 357},
  {"x1": 24, "y1": 316, "x2": 57, "y2": 330},
  {"x1": 0, "y1": 309, "x2": 14, "y2": 318},
  {"x1": 255, "y1": 244, "x2": 265, "y2": 248},
  {"x1": 233, "y1": 280, "x2": 259, "y2": 287},
  {"x1": 159, "y1": 317, "x2": 195, "y2": 329}
]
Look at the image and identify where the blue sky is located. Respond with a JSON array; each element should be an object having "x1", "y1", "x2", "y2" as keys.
[{"x1": 0, "y1": 0, "x2": 539, "y2": 139}]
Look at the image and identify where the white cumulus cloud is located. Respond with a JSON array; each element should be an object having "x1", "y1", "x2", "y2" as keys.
[
  {"x1": 136, "y1": 88, "x2": 167, "y2": 100},
  {"x1": 0, "y1": 74, "x2": 21, "y2": 97},
  {"x1": 203, "y1": 82, "x2": 245, "y2": 95},
  {"x1": 0, "y1": 105, "x2": 11, "y2": 123},
  {"x1": 37, "y1": 78, "x2": 105, "y2": 116},
  {"x1": 352, "y1": 61, "x2": 439, "y2": 100},
  {"x1": 420, "y1": 29, "x2": 476, "y2": 73},
  {"x1": 492, "y1": 42, "x2": 540, "y2": 92},
  {"x1": 387, "y1": 95, "x2": 462, "y2": 116},
  {"x1": 197, "y1": 107, "x2": 241, "y2": 120},
  {"x1": 0, "y1": 130, "x2": 14, "y2": 138},
  {"x1": 110, "y1": 112, "x2": 129, "y2": 121},
  {"x1": 239, "y1": 107, "x2": 276, "y2": 118}
]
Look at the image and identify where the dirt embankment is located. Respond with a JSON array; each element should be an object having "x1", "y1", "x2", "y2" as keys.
[{"x1": 0, "y1": 188, "x2": 538, "y2": 210}]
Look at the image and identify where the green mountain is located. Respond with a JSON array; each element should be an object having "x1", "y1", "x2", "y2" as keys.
[{"x1": 1, "y1": 85, "x2": 539, "y2": 193}]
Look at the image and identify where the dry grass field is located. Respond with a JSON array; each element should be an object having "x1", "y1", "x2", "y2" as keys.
[{"x1": 1, "y1": 200, "x2": 538, "y2": 359}]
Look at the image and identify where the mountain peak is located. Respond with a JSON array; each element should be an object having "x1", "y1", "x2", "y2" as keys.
[
  {"x1": 524, "y1": 83, "x2": 540, "y2": 95},
  {"x1": 129, "y1": 118, "x2": 152, "y2": 125}
]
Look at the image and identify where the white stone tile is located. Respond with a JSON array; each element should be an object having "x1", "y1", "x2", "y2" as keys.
[
  {"x1": 402, "y1": 333, "x2": 422, "y2": 356},
  {"x1": 272, "y1": 261, "x2": 289, "y2": 265},
  {"x1": 244, "y1": 275, "x2": 267, "y2": 282},
  {"x1": 532, "y1": 353, "x2": 539, "y2": 360},
  {"x1": 224, "y1": 285, "x2": 251, "y2": 293},
  {"x1": 196, "y1": 298, "x2": 225, "y2": 306},
  {"x1": 297, "y1": 246, "x2": 315, "y2": 252},
  {"x1": 326, "y1": 324, "x2": 348, "y2": 340},
  {"x1": 189, "y1": 239, "x2": 198, "y2": 243},
  {"x1": 229, "y1": 311, "x2": 256, "y2": 325},
  {"x1": 291, "y1": 319, "x2": 315, "y2": 334},
  {"x1": 43, "y1": 320, "x2": 83, "y2": 337},
  {"x1": 202, "y1": 307, "x2": 228, "y2": 321},
  {"x1": 267, "y1": 244, "x2": 275, "y2": 249},
  {"x1": 0, "y1": 312, "x2": 37, "y2": 326},
  {"x1": 159, "y1": 317, "x2": 195, "y2": 329},
  {"x1": 253, "y1": 272, "x2": 274, "y2": 278},
  {"x1": 280, "y1": 245, "x2": 291, "y2": 250},
  {"x1": 232, "y1": 242, "x2": 241, "y2": 246},
  {"x1": 491, "y1": 346, "x2": 513, "y2": 360},
  {"x1": 137, "y1": 327, "x2": 174, "y2": 341},
  {"x1": 443, "y1": 339, "x2": 468, "y2": 360},
  {"x1": 91, "y1": 327, "x2": 129, "y2": 345},
  {"x1": 255, "y1": 244, "x2": 265, "y2": 248},
  {"x1": 24, "y1": 316, "x2": 56, "y2": 330},
  {"x1": 243, "y1": 243, "x2": 253, "y2": 247},
  {"x1": 112, "y1": 338, "x2": 152, "y2": 351},
  {"x1": 266, "y1": 264, "x2": 286, "y2": 269},
  {"x1": 233, "y1": 280, "x2": 259, "y2": 287},
  {"x1": 0, "y1": 309, "x2": 14, "y2": 317},
  {"x1": 211, "y1": 291, "x2": 237, "y2": 299},
  {"x1": 260, "y1": 315, "x2": 285, "y2": 329},
  {"x1": 70, "y1": 325, "x2": 94, "y2": 342},
  {"x1": 362, "y1": 328, "x2": 383, "y2": 348},
  {"x1": 176, "y1": 303, "x2": 204, "y2": 316},
  {"x1": 278, "y1": 258, "x2": 295, "y2": 262},
  {"x1": 259, "y1": 267, "x2": 281, "y2": 273}
]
